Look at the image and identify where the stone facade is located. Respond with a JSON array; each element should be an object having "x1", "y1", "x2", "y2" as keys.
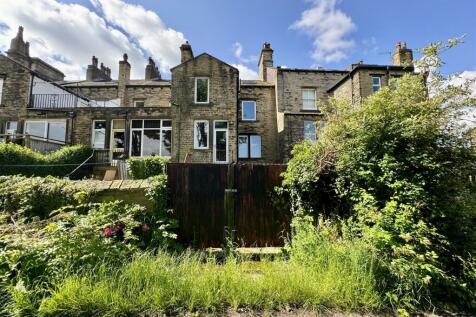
[
  {"x1": 171, "y1": 53, "x2": 239, "y2": 163},
  {"x1": 239, "y1": 83, "x2": 278, "y2": 163},
  {"x1": 0, "y1": 26, "x2": 420, "y2": 164}
]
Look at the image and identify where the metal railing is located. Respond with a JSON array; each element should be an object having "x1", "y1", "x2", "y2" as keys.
[{"x1": 28, "y1": 94, "x2": 121, "y2": 109}]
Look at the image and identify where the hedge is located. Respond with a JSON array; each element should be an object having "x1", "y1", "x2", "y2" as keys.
[
  {"x1": 128, "y1": 156, "x2": 169, "y2": 179},
  {"x1": 0, "y1": 143, "x2": 93, "y2": 179}
]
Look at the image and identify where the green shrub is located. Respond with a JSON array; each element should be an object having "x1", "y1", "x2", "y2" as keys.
[
  {"x1": 0, "y1": 175, "x2": 93, "y2": 220},
  {"x1": 128, "y1": 156, "x2": 168, "y2": 179},
  {"x1": 280, "y1": 39, "x2": 476, "y2": 311},
  {"x1": 0, "y1": 143, "x2": 93, "y2": 179}
]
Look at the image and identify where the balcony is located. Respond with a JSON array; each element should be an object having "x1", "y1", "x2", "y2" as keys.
[{"x1": 28, "y1": 94, "x2": 120, "y2": 109}]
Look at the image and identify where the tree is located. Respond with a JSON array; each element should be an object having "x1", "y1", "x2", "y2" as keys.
[{"x1": 281, "y1": 38, "x2": 476, "y2": 310}]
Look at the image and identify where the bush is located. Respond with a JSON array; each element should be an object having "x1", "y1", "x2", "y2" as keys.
[
  {"x1": 0, "y1": 175, "x2": 94, "y2": 220},
  {"x1": 0, "y1": 143, "x2": 93, "y2": 179},
  {"x1": 0, "y1": 176, "x2": 89, "y2": 219},
  {"x1": 128, "y1": 156, "x2": 168, "y2": 179},
  {"x1": 280, "y1": 39, "x2": 476, "y2": 311}
]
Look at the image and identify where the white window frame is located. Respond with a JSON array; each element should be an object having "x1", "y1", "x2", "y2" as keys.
[
  {"x1": 194, "y1": 77, "x2": 210, "y2": 104},
  {"x1": 213, "y1": 120, "x2": 228, "y2": 164},
  {"x1": 241, "y1": 100, "x2": 257, "y2": 121},
  {"x1": 24, "y1": 119, "x2": 66, "y2": 144},
  {"x1": 302, "y1": 88, "x2": 317, "y2": 110},
  {"x1": 91, "y1": 120, "x2": 106, "y2": 149},
  {"x1": 193, "y1": 120, "x2": 209, "y2": 149},
  {"x1": 372, "y1": 76, "x2": 381, "y2": 93},
  {"x1": 129, "y1": 119, "x2": 172, "y2": 157},
  {"x1": 0, "y1": 78, "x2": 4, "y2": 104},
  {"x1": 110, "y1": 119, "x2": 126, "y2": 161}
]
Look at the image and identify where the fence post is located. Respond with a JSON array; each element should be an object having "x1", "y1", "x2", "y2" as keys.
[{"x1": 224, "y1": 163, "x2": 236, "y2": 246}]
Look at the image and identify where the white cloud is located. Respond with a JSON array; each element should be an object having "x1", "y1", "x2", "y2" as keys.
[
  {"x1": 0, "y1": 0, "x2": 186, "y2": 79},
  {"x1": 231, "y1": 63, "x2": 258, "y2": 80},
  {"x1": 291, "y1": 0, "x2": 356, "y2": 64},
  {"x1": 91, "y1": 0, "x2": 185, "y2": 75},
  {"x1": 447, "y1": 70, "x2": 476, "y2": 128},
  {"x1": 232, "y1": 42, "x2": 258, "y2": 64}
]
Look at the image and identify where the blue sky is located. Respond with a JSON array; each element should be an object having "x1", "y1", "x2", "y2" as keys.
[{"x1": 0, "y1": 0, "x2": 475, "y2": 79}]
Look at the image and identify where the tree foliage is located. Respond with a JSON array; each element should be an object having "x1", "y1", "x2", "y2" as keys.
[{"x1": 281, "y1": 39, "x2": 476, "y2": 311}]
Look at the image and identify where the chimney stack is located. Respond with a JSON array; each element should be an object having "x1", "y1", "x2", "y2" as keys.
[
  {"x1": 86, "y1": 56, "x2": 111, "y2": 81},
  {"x1": 392, "y1": 41, "x2": 413, "y2": 66},
  {"x1": 118, "y1": 53, "x2": 131, "y2": 106},
  {"x1": 180, "y1": 41, "x2": 194, "y2": 63},
  {"x1": 145, "y1": 57, "x2": 162, "y2": 80},
  {"x1": 258, "y1": 41, "x2": 274, "y2": 82}
]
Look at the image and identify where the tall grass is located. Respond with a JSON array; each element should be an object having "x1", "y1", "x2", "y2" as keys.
[{"x1": 39, "y1": 242, "x2": 382, "y2": 316}]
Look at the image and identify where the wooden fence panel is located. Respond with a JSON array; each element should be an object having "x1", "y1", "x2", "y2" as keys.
[
  {"x1": 167, "y1": 163, "x2": 290, "y2": 247},
  {"x1": 234, "y1": 164, "x2": 290, "y2": 246}
]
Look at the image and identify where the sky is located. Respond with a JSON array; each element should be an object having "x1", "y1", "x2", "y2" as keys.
[{"x1": 0, "y1": 0, "x2": 475, "y2": 81}]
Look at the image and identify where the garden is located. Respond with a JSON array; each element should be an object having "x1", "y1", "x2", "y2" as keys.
[{"x1": 0, "y1": 40, "x2": 475, "y2": 316}]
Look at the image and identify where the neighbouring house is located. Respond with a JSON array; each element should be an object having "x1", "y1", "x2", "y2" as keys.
[{"x1": 0, "y1": 26, "x2": 415, "y2": 165}]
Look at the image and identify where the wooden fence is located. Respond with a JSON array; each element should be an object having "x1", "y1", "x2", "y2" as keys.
[{"x1": 167, "y1": 163, "x2": 291, "y2": 247}]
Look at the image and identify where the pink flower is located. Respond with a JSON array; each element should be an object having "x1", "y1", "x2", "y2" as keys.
[{"x1": 102, "y1": 226, "x2": 115, "y2": 237}]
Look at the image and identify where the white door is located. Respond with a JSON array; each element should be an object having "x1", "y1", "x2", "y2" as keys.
[{"x1": 213, "y1": 121, "x2": 228, "y2": 163}]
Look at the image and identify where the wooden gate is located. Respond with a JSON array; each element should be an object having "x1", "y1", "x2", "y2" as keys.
[{"x1": 167, "y1": 163, "x2": 291, "y2": 247}]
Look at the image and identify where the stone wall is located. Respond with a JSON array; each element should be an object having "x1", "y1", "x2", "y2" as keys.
[
  {"x1": 239, "y1": 84, "x2": 278, "y2": 163},
  {"x1": 279, "y1": 113, "x2": 325, "y2": 162},
  {"x1": 0, "y1": 55, "x2": 31, "y2": 133},
  {"x1": 276, "y1": 69, "x2": 346, "y2": 113},
  {"x1": 171, "y1": 54, "x2": 239, "y2": 163}
]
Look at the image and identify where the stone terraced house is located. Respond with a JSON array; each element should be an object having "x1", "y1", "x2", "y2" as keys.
[{"x1": 0, "y1": 26, "x2": 415, "y2": 166}]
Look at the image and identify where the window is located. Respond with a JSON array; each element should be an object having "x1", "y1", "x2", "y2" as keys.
[
  {"x1": 92, "y1": 120, "x2": 106, "y2": 149},
  {"x1": 130, "y1": 119, "x2": 172, "y2": 157},
  {"x1": 6, "y1": 121, "x2": 18, "y2": 134},
  {"x1": 238, "y1": 134, "x2": 262, "y2": 159},
  {"x1": 111, "y1": 119, "x2": 125, "y2": 160},
  {"x1": 194, "y1": 120, "x2": 209, "y2": 149},
  {"x1": 25, "y1": 120, "x2": 66, "y2": 143},
  {"x1": 303, "y1": 121, "x2": 317, "y2": 143},
  {"x1": 372, "y1": 77, "x2": 381, "y2": 93},
  {"x1": 133, "y1": 100, "x2": 145, "y2": 107},
  {"x1": 213, "y1": 121, "x2": 228, "y2": 163},
  {"x1": 0, "y1": 78, "x2": 3, "y2": 104},
  {"x1": 195, "y1": 77, "x2": 209, "y2": 103},
  {"x1": 241, "y1": 101, "x2": 256, "y2": 121},
  {"x1": 302, "y1": 88, "x2": 317, "y2": 110}
]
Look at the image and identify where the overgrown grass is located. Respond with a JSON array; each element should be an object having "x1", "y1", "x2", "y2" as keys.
[{"x1": 39, "y1": 243, "x2": 382, "y2": 316}]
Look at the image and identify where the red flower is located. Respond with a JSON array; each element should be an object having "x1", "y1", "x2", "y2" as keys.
[{"x1": 102, "y1": 226, "x2": 115, "y2": 237}]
